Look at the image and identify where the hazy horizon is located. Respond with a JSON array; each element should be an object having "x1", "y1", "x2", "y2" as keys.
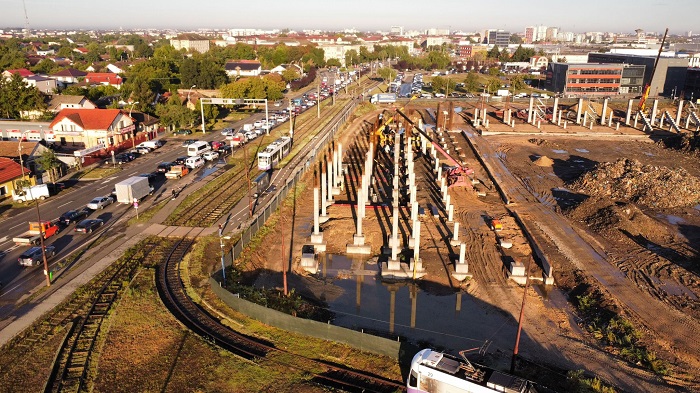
[{"x1": 0, "y1": 0, "x2": 697, "y2": 35}]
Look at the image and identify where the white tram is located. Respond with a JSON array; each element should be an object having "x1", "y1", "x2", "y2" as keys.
[
  {"x1": 257, "y1": 136, "x2": 292, "y2": 170},
  {"x1": 407, "y1": 349, "x2": 548, "y2": 393}
]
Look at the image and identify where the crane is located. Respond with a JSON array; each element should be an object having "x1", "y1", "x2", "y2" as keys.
[
  {"x1": 22, "y1": 0, "x2": 30, "y2": 33},
  {"x1": 638, "y1": 28, "x2": 669, "y2": 113}
]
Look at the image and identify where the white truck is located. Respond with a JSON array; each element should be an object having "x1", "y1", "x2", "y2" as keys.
[
  {"x1": 12, "y1": 184, "x2": 50, "y2": 203},
  {"x1": 114, "y1": 176, "x2": 152, "y2": 204},
  {"x1": 497, "y1": 89, "x2": 511, "y2": 97},
  {"x1": 242, "y1": 124, "x2": 254, "y2": 132}
]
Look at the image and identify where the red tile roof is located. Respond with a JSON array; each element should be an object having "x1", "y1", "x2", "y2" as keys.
[
  {"x1": 52, "y1": 68, "x2": 88, "y2": 77},
  {"x1": 5, "y1": 68, "x2": 35, "y2": 77},
  {"x1": 84, "y1": 72, "x2": 122, "y2": 85},
  {"x1": 49, "y1": 109, "x2": 123, "y2": 130},
  {"x1": 0, "y1": 157, "x2": 28, "y2": 184}
]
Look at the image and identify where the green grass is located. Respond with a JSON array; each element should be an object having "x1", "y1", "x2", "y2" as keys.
[{"x1": 73, "y1": 166, "x2": 122, "y2": 179}]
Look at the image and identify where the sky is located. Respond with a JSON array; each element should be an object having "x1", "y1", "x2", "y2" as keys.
[{"x1": 0, "y1": 0, "x2": 697, "y2": 35}]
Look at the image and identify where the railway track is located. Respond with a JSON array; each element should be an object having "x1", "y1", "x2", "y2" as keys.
[
  {"x1": 156, "y1": 235, "x2": 405, "y2": 392},
  {"x1": 39, "y1": 238, "x2": 164, "y2": 393},
  {"x1": 169, "y1": 94, "x2": 362, "y2": 228}
]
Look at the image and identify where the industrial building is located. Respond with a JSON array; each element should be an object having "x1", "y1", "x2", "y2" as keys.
[
  {"x1": 545, "y1": 62, "x2": 646, "y2": 97},
  {"x1": 587, "y1": 52, "x2": 688, "y2": 97}
]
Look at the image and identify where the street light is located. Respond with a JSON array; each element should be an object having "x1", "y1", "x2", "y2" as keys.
[
  {"x1": 129, "y1": 102, "x2": 140, "y2": 148},
  {"x1": 18, "y1": 131, "x2": 51, "y2": 287},
  {"x1": 219, "y1": 225, "x2": 231, "y2": 283},
  {"x1": 187, "y1": 84, "x2": 196, "y2": 104}
]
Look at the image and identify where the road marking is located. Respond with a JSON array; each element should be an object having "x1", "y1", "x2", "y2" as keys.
[
  {"x1": 96, "y1": 185, "x2": 108, "y2": 191},
  {"x1": 57, "y1": 200, "x2": 73, "y2": 208},
  {"x1": 129, "y1": 171, "x2": 138, "y2": 176},
  {"x1": 8, "y1": 223, "x2": 23, "y2": 230},
  {"x1": 0, "y1": 236, "x2": 7, "y2": 243}
]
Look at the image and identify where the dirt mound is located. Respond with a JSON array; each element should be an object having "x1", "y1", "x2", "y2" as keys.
[
  {"x1": 566, "y1": 198, "x2": 678, "y2": 243},
  {"x1": 528, "y1": 138, "x2": 560, "y2": 148},
  {"x1": 533, "y1": 155, "x2": 554, "y2": 167},
  {"x1": 658, "y1": 133, "x2": 700, "y2": 155},
  {"x1": 570, "y1": 158, "x2": 700, "y2": 209}
]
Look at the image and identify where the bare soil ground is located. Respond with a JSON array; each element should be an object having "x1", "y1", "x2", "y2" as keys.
[{"x1": 237, "y1": 100, "x2": 700, "y2": 392}]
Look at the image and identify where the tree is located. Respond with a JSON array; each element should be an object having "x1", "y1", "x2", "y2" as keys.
[
  {"x1": 35, "y1": 149, "x2": 62, "y2": 183},
  {"x1": 344, "y1": 49, "x2": 359, "y2": 67},
  {"x1": 426, "y1": 50, "x2": 450, "y2": 69},
  {"x1": 486, "y1": 77, "x2": 501, "y2": 94},
  {"x1": 432, "y1": 76, "x2": 457, "y2": 94},
  {"x1": 510, "y1": 34, "x2": 523, "y2": 44},
  {"x1": 464, "y1": 72, "x2": 480, "y2": 92},
  {"x1": 510, "y1": 74, "x2": 526, "y2": 90},
  {"x1": 281, "y1": 68, "x2": 300, "y2": 83},
  {"x1": 326, "y1": 58, "x2": 342, "y2": 68},
  {"x1": 487, "y1": 45, "x2": 501, "y2": 59},
  {"x1": 155, "y1": 96, "x2": 195, "y2": 128},
  {"x1": 0, "y1": 74, "x2": 46, "y2": 119},
  {"x1": 377, "y1": 67, "x2": 397, "y2": 84}
]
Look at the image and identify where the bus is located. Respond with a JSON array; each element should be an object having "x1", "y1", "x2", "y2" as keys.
[
  {"x1": 187, "y1": 141, "x2": 211, "y2": 157},
  {"x1": 257, "y1": 137, "x2": 292, "y2": 170}
]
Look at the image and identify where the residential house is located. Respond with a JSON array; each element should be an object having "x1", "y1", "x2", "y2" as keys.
[
  {"x1": 51, "y1": 68, "x2": 87, "y2": 86},
  {"x1": 530, "y1": 56, "x2": 549, "y2": 70},
  {"x1": 2, "y1": 68, "x2": 34, "y2": 79},
  {"x1": 84, "y1": 72, "x2": 123, "y2": 89},
  {"x1": 73, "y1": 47, "x2": 89, "y2": 55},
  {"x1": 0, "y1": 141, "x2": 53, "y2": 184},
  {"x1": 48, "y1": 108, "x2": 136, "y2": 156},
  {"x1": 270, "y1": 63, "x2": 303, "y2": 76},
  {"x1": 106, "y1": 63, "x2": 125, "y2": 74},
  {"x1": 224, "y1": 60, "x2": 262, "y2": 78},
  {"x1": 0, "y1": 157, "x2": 30, "y2": 200},
  {"x1": 129, "y1": 111, "x2": 161, "y2": 140},
  {"x1": 37, "y1": 49, "x2": 55, "y2": 56},
  {"x1": 24, "y1": 75, "x2": 57, "y2": 94},
  {"x1": 316, "y1": 43, "x2": 363, "y2": 66},
  {"x1": 19, "y1": 95, "x2": 96, "y2": 120}
]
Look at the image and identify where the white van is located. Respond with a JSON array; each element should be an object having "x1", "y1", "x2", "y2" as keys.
[
  {"x1": 187, "y1": 141, "x2": 211, "y2": 157},
  {"x1": 137, "y1": 140, "x2": 162, "y2": 150},
  {"x1": 185, "y1": 156, "x2": 204, "y2": 169}
]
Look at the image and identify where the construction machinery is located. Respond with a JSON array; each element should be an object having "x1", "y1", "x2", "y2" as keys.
[{"x1": 638, "y1": 28, "x2": 669, "y2": 114}]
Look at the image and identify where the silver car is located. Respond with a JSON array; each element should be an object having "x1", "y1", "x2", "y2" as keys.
[{"x1": 87, "y1": 195, "x2": 114, "y2": 210}]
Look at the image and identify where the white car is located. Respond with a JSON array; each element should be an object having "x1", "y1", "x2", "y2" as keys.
[
  {"x1": 87, "y1": 195, "x2": 114, "y2": 210},
  {"x1": 202, "y1": 151, "x2": 219, "y2": 161}
]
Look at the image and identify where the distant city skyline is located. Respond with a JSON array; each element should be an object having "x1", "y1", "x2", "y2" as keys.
[{"x1": 0, "y1": 0, "x2": 696, "y2": 35}]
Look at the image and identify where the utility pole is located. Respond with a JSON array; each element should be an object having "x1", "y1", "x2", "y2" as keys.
[{"x1": 245, "y1": 142, "x2": 252, "y2": 217}]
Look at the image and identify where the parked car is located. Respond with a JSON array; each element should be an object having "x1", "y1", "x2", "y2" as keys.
[
  {"x1": 202, "y1": 151, "x2": 219, "y2": 161},
  {"x1": 137, "y1": 172, "x2": 159, "y2": 184},
  {"x1": 18, "y1": 245, "x2": 56, "y2": 267},
  {"x1": 218, "y1": 145, "x2": 232, "y2": 155},
  {"x1": 114, "y1": 153, "x2": 134, "y2": 164},
  {"x1": 131, "y1": 146, "x2": 151, "y2": 155},
  {"x1": 46, "y1": 182, "x2": 66, "y2": 194},
  {"x1": 173, "y1": 156, "x2": 188, "y2": 166},
  {"x1": 87, "y1": 195, "x2": 114, "y2": 210},
  {"x1": 173, "y1": 129, "x2": 193, "y2": 135},
  {"x1": 59, "y1": 208, "x2": 91, "y2": 225},
  {"x1": 221, "y1": 128, "x2": 235, "y2": 136},
  {"x1": 157, "y1": 162, "x2": 172, "y2": 173},
  {"x1": 182, "y1": 139, "x2": 197, "y2": 147},
  {"x1": 74, "y1": 219, "x2": 104, "y2": 234}
]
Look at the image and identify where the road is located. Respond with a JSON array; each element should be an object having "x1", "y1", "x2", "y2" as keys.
[{"x1": 463, "y1": 127, "x2": 700, "y2": 369}]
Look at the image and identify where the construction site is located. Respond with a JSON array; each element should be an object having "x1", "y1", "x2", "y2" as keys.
[{"x1": 243, "y1": 94, "x2": 700, "y2": 392}]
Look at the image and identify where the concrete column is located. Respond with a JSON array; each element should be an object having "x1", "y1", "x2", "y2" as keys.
[
  {"x1": 421, "y1": 137, "x2": 427, "y2": 155},
  {"x1": 608, "y1": 114, "x2": 613, "y2": 127},
  {"x1": 448, "y1": 204, "x2": 454, "y2": 222},
  {"x1": 677, "y1": 100, "x2": 684, "y2": 126},
  {"x1": 557, "y1": 110, "x2": 562, "y2": 126},
  {"x1": 482, "y1": 108, "x2": 487, "y2": 123},
  {"x1": 313, "y1": 185, "x2": 320, "y2": 235},
  {"x1": 332, "y1": 148, "x2": 338, "y2": 188},
  {"x1": 459, "y1": 242, "x2": 466, "y2": 265},
  {"x1": 651, "y1": 100, "x2": 659, "y2": 125},
  {"x1": 320, "y1": 167, "x2": 328, "y2": 218},
  {"x1": 576, "y1": 98, "x2": 584, "y2": 124},
  {"x1": 411, "y1": 201, "x2": 418, "y2": 222},
  {"x1": 413, "y1": 220, "x2": 421, "y2": 262},
  {"x1": 552, "y1": 97, "x2": 559, "y2": 122},
  {"x1": 528, "y1": 96, "x2": 534, "y2": 123},
  {"x1": 338, "y1": 143, "x2": 343, "y2": 186},
  {"x1": 437, "y1": 165, "x2": 442, "y2": 179},
  {"x1": 511, "y1": 119, "x2": 516, "y2": 128},
  {"x1": 660, "y1": 115, "x2": 665, "y2": 128},
  {"x1": 626, "y1": 99, "x2": 634, "y2": 125},
  {"x1": 589, "y1": 121, "x2": 593, "y2": 130},
  {"x1": 327, "y1": 158, "x2": 333, "y2": 204},
  {"x1": 601, "y1": 98, "x2": 608, "y2": 125},
  {"x1": 474, "y1": 108, "x2": 479, "y2": 125},
  {"x1": 445, "y1": 193, "x2": 451, "y2": 208},
  {"x1": 634, "y1": 112, "x2": 639, "y2": 128},
  {"x1": 356, "y1": 190, "x2": 363, "y2": 237},
  {"x1": 452, "y1": 222, "x2": 459, "y2": 244},
  {"x1": 563, "y1": 122, "x2": 567, "y2": 129},
  {"x1": 391, "y1": 206, "x2": 400, "y2": 258}
]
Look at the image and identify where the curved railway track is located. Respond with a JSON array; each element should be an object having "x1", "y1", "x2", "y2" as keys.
[{"x1": 156, "y1": 236, "x2": 405, "y2": 392}]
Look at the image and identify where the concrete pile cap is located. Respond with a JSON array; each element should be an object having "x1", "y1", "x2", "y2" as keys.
[
  {"x1": 533, "y1": 155, "x2": 554, "y2": 167},
  {"x1": 570, "y1": 158, "x2": 700, "y2": 209}
]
